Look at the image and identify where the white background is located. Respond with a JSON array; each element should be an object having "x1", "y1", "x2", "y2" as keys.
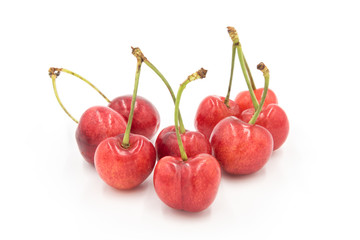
[{"x1": 1, "y1": 0, "x2": 359, "y2": 239}]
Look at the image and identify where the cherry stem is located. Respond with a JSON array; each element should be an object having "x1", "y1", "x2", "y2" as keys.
[
  {"x1": 121, "y1": 51, "x2": 142, "y2": 148},
  {"x1": 224, "y1": 44, "x2": 236, "y2": 107},
  {"x1": 48, "y1": 68, "x2": 111, "y2": 124},
  {"x1": 248, "y1": 62, "x2": 269, "y2": 125},
  {"x1": 131, "y1": 47, "x2": 185, "y2": 134},
  {"x1": 50, "y1": 73, "x2": 78, "y2": 123},
  {"x1": 227, "y1": 27, "x2": 259, "y2": 109},
  {"x1": 244, "y1": 55, "x2": 256, "y2": 90},
  {"x1": 175, "y1": 68, "x2": 208, "y2": 161}
]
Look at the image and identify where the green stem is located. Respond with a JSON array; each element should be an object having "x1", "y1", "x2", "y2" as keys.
[
  {"x1": 227, "y1": 27, "x2": 259, "y2": 109},
  {"x1": 175, "y1": 68, "x2": 208, "y2": 161},
  {"x1": 224, "y1": 44, "x2": 236, "y2": 107},
  {"x1": 122, "y1": 57, "x2": 142, "y2": 148},
  {"x1": 58, "y1": 68, "x2": 110, "y2": 103},
  {"x1": 249, "y1": 62, "x2": 269, "y2": 125},
  {"x1": 236, "y1": 44, "x2": 259, "y2": 110},
  {"x1": 48, "y1": 67, "x2": 111, "y2": 124},
  {"x1": 244, "y1": 56, "x2": 256, "y2": 90},
  {"x1": 141, "y1": 56, "x2": 186, "y2": 134},
  {"x1": 50, "y1": 73, "x2": 78, "y2": 123}
]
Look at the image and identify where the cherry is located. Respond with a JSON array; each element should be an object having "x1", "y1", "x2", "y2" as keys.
[
  {"x1": 194, "y1": 44, "x2": 241, "y2": 139},
  {"x1": 109, "y1": 95, "x2": 160, "y2": 139},
  {"x1": 95, "y1": 133, "x2": 155, "y2": 189},
  {"x1": 210, "y1": 62, "x2": 273, "y2": 175},
  {"x1": 75, "y1": 106, "x2": 127, "y2": 164},
  {"x1": 234, "y1": 88, "x2": 278, "y2": 112},
  {"x1": 227, "y1": 26, "x2": 278, "y2": 112},
  {"x1": 155, "y1": 68, "x2": 211, "y2": 160},
  {"x1": 240, "y1": 103, "x2": 289, "y2": 150},
  {"x1": 49, "y1": 68, "x2": 127, "y2": 164},
  {"x1": 94, "y1": 48, "x2": 156, "y2": 190},
  {"x1": 154, "y1": 154, "x2": 221, "y2": 212},
  {"x1": 154, "y1": 69, "x2": 221, "y2": 212},
  {"x1": 155, "y1": 126, "x2": 211, "y2": 160}
]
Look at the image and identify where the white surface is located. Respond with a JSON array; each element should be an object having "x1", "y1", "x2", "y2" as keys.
[{"x1": 1, "y1": 0, "x2": 359, "y2": 239}]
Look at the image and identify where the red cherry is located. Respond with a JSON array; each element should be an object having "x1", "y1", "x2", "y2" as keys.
[
  {"x1": 234, "y1": 88, "x2": 278, "y2": 113},
  {"x1": 75, "y1": 106, "x2": 127, "y2": 164},
  {"x1": 194, "y1": 95, "x2": 242, "y2": 139},
  {"x1": 211, "y1": 62, "x2": 275, "y2": 175},
  {"x1": 154, "y1": 153, "x2": 221, "y2": 212},
  {"x1": 240, "y1": 104, "x2": 289, "y2": 150},
  {"x1": 95, "y1": 134, "x2": 156, "y2": 189},
  {"x1": 94, "y1": 52, "x2": 156, "y2": 190},
  {"x1": 210, "y1": 116, "x2": 273, "y2": 175},
  {"x1": 155, "y1": 126, "x2": 211, "y2": 160},
  {"x1": 154, "y1": 68, "x2": 221, "y2": 212},
  {"x1": 109, "y1": 95, "x2": 160, "y2": 140}
]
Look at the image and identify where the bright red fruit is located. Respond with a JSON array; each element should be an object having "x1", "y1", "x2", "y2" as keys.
[
  {"x1": 95, "y1": 133, "x2": 156, "y2": 190},
  {"x1": 210, "y1": 116, "x2": 273, "y2": 175},
  {"x1": 154, "y1": 68, "x2": 220, "y2": 212},
  {"x1": 234, "y1": 88, "x2": 278, "y2": 112},
  {"x1": 75, "y1": 106, "x2": 127, "y2": 164},
  {"x1": 194, "y1": 95, "x2": 242, "y2": 139},
  {"x1": 240, "y1": 104, "x2": 289, "y2": 150},
  {"x1": 94, "y1": 51, "x2": 157, "y2": 190},
  {"x1": 109, "y1": 95, "x2": 160, "y2": 139},
  {"x1": 154, "y1": 153, "x2": 221, "y2": 212},
  {"x1": 155, "y1": 126, "x2": 211, "y2": 160}
]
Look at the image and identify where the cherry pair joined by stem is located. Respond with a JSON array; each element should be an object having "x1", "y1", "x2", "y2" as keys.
[
  {"x1": 50, "y1": 48, "x2": 158, "y2": 189},
  {"x1": 154, "y1": 69, "x2": 221, "y2": 212},
  {"x1": 95, "y1": 50, "x2": 156, "y2": 189},
  {"x1": 49, "y1": 48, "x2": 169, "y2": 164},
  {"x1": 210, "y1": 63, "x2": 273, "y2": 175},
  {"x1": 50, "y1": 68, "x2": 127, "y2": 164},
  {"x1": 194, "y1": 27, "x2": 279, "y2": 140}
]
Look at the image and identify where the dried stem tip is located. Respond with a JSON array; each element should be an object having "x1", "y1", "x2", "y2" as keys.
[
  {"x1": 257, "y1": 62, "x2": 269, "y2": 75},
  {"x1": 227, "y1": 26, "x2": 240, "y2": 45},
  {"x1": 48, "y1": 67, "x2": 62, "y2": 78},
  {"x1": 185, "y1": 68, "x2": 208, "y2": 83},
  {"x1": 131, "y1": 47, "x2": 147, "y2": 62},
  {"x1": 197, "y1": 68, "x2": 208, "y2": 79}
]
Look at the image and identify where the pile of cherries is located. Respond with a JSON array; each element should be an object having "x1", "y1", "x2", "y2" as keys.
[{"x1": 49, "y1": 27, "x2": 289, "y2": 212}]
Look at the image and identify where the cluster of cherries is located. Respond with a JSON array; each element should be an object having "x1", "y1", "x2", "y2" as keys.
[{"x1": 49, "y1": 27, "x2": 289, "y2": 212}]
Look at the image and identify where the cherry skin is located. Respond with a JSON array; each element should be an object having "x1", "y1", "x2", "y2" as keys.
[
  {"x1": 108, "y1": 95, "x2": 160, "y2": 140},
  {"x1": 153, "y1": 153, "x2": 221, "y2": 212},
  {"x1": 240, "y1": 104, "x2": 289, "y2": 150},
  {"x1": 94, "y1": 133, "x2": 156, "y2": 190},
  {"x1": 155, "y1": 126, "x2": 211, "y2": 160},
  {"x1": 75, "y1": 106, "x2": 127, "y2": 164},
  {"x1": 210, "y1": 116, "x2": 273, "y2": 175},
  {"x1": 194, "y1": 95, "x2": 242, "y2": 139},
  {"x1": 234, "y1": 88, "x2": 278, "y2": 113}
]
